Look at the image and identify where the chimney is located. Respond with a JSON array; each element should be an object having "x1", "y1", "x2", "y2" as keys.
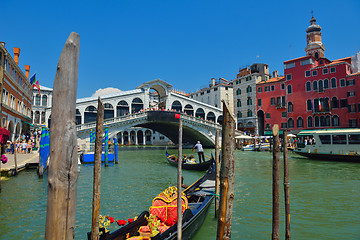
[
  {"x1": 273, "y1": 70, "x2": 278, "y2": 78},
  {"x1": 211, "y1": 78, "x2": 216, "y2": 86},
  {"x1": 13, "y1": 47, "x2": 20, "y2": 65},
  {"x1": 25, "y1": 65, "x2": 30, "y2": 79}
]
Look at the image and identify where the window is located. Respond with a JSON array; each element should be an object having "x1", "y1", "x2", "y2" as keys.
[
  {"x1": 287, "y1": 102, "x2": 293, "y2": 112},
  {"x1": 287, "y1": 118, "x2": 294, "y2": 128},
  {"x1": 207, "y1": 90, "x2": 210, "y2": 93},
  {"x1": 281, "y1": 122, "x2": 287, "y2": 129},
  {"x1": 313, "y1": 81, "x2": 318, "y2": 91},
  {"x1": 35, "y1": 94, "x2": 41, "y2": 106},
  {"x1": 246, "y1": 85, "x2": 252, "y2": 93},
  {"x1": 301, "y1": 59, "x2": 314, "y2": 66},
  {"x1": 265, "y1": 123, "x2": 271, "y2": 130},
  {"x1": 348, "y1": 134, "x2": 360, "y2": 144},
  {"x1": 287, "y1": 85, "x2": 292, "y2": 94},
  {"x1": 306, "y1": 82, "x2": 311, "y2": 91},
  {"x1": 281, "y1": 83, "x2": 285, "y2": 90},
  {"x1": 282, "y1": 112, "x2": 287, "y2": 118},
  {"x1": 284, "y1": 62, "x2": 295, "y2": 69},
  {"x1": 264, "y1": 86, "x2": 270, "y2": 92},
  {"x1": 286, "y1": 74, "x2": 292, "y2": 81},
  {"x1": 257, "y1": 87, "x2": 262, "y2": 93},
  {"x1": 331, "y1": 97, "x2": 339, "y2": 109},
  {"x1": 340, "y1": 99, "x2": 348, "y2": 108},
  {"x1": 318, "y1": 80, "x2": 324, "y2": 92},
  {"x1": 281, "y1": 96, "x2": 286, "y2": 107},
  {"x1": 237, "y1": 111, "x2": 242, "y2": 118},
  {"x1": 332, "y1": 115, "x2": 340, "y2": 126},
  {"x1": 258, "y1": 99, "x2": 262, "y2": 106},
  {"x1": 332, "y1": 135, "x2": 346, "y2": 144},
  {"x1": 312, "y1": 70, "x2": 318, "y2": 76},
  {"x1": 324, "y1": 79, "x2": 329, "y2": 89},
  {"x1": 331, "y1": 78, "x2": 337, "y2": 88},
  {"x1": 42, "y1": 95, "x2": 48, "y2": 106},
  {"x1": 247, "y1": 97, "x2": 252, "y2": 105},
  {"x1": 330, "y1": 67, "x2": 336, "y2": 73},
  {"x1": 322, "y1": 68, "x2": 328, "y2": 74},
  {"x1": 346, "y1": 80, "x2": 355, "y2": 86},
  {"x1": 270, "y1": 97, "x2": 276, "y2": 105},
  {"x1": 347, "y1": 92, "x2": 355, "y2": 97},
  {"x1": 271, "y1": 85, "x2": 275, "y2": 91},
  {"x1": 246, "y1": 76, "x2": 251, "y2": 81},
  {"x1": 307, "y1": 116, "x2": 313, "y2": 128},
  {"x1": 315, "y1": 116, "x2": 320, "y2": 127},
  {"x1": 200, "y1": 92, "x2": 204, "y2": 95},
  {"x1": 305, "y1": 70, "x2": 311, "y2": 77},
  {"x1": 340, "y1": 79, "x2": 346, "y2": 87},
  {"x1": 237, "y1": 99, "x2": 241, "y2": 107},
  {"x1": 247, "y1": 110, "x2": 252, "y2": 117},
  {"x1": 348, "y1": 104, "x2": 357, "y2": 113},
  {"x1": 297, "y1": 117, "x2": 304, "y2": 128},
  {"x1": 236, "y1": 89, "x2": 241, "y2": 95},
  {"x1": 319, "y1": 135, "x2": 331, "y2": 144},
  {"x1": 266, "y1": 113, "x2": 271, "y2": 119},
  {"x1": 214, "y1": 87, "x2": 218, "y2": 91},
  {"x1": 307, "y1": 99, "x2": 313, "y2": 111}
]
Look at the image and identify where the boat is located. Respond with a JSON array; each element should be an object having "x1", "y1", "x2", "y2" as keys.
[
  {"x1": 165, "y1": 151, "x2": 212, "y2": 171},
  {"x1": 294, "y1": 128, "x2": 360, "y2": 162},
  {"x1": 80, "y1": 152, "x2": 115, "y2": 163},
  {"x1": 88, "y1": 159, "x2": 216, "y2": 240}
]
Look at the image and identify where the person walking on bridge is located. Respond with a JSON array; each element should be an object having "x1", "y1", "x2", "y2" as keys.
[{"x1": 193, "y1": 141, "x2": 205, "y2": 163}]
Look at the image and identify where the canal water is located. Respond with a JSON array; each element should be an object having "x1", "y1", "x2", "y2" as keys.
[{"x1": 0, "y1": 148, "x2": 359, "y2": 239}]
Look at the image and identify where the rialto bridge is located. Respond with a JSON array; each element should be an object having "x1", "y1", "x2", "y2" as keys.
[{"x1": 45, "y1": 79, "x2": 225, "y2": 147}]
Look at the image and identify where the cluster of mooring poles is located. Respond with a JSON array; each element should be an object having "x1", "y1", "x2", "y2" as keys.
[{"x1": 272, "y1": 125, "x2": 291, "y2": 240}]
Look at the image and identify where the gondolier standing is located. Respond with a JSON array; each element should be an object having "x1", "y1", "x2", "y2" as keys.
[{"x1": 193, "y1": 141, "x2": 205, "y2": 163}]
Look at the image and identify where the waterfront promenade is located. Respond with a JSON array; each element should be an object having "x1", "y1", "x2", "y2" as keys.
[{"x1": 0, "y1": 152, "x2": 39, "y2": 177}]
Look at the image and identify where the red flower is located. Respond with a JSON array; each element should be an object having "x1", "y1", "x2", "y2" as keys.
[
  {"x1": 107, "y1": 216, "x2": 115, "y2": 223},
  {"x1": 122, "y1": 220, "x2": 127, "y2": 225},
  {"x1": 116, "y1": 220, "x2": 124, "y2": 226},
  {"x1": 128, "y1": 218, "x2": 133, "y2": 223}
]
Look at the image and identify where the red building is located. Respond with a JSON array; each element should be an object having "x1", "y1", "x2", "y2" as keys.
[
  {"x1": 256, "y1": 16, "x2": 360, "y2": 134},
  {"x1": 256, "y1": 75, "x2": 286, "y2": 135}
]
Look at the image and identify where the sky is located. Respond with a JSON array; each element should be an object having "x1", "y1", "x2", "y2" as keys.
[{"x1": 2, "y1": 0, "x2": 360, "y2": 98}]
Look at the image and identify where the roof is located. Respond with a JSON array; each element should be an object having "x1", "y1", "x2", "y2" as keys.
[
  {"x1": 257, "y1": 76, "x2": 285, "y2": 85},
  {"x1": 347, "y1": 72, "x2": 360, "y2": 77},
  {"x1": 283, "y1": 55, "x2": 312, "y2": 64}
]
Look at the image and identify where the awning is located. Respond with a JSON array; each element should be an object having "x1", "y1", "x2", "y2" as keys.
[
  {"x1": 264, "y1": 130, "x2": 284, "y2": 136},
  {"x1": 235, "y1": 135, "x2": 253, "y2": 139}
]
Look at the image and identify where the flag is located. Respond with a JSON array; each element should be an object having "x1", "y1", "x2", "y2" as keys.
[
  {"x1": 35, "y1": 80, "x2": 41, "y2": 95},
  {"x1": 318, "y1": 98, "x2": 322, "y2": 111},
  {"x1": 30, "y1": 73, "x2": 36, "y2": 85}
]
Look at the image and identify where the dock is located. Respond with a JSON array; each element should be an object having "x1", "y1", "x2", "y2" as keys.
[{"x1": 1, "y1": 152, "x2": 39, "y2": 177}]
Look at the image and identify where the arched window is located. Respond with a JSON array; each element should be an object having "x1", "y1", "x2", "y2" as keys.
[
  {"x1": 75, "y1": 109, "x2": 81, "y2": 125},
  {"x1": 236, "y1": 89, "x2": 241, "y2": 95},
  {"x1": 324, "y1": 79, "x2": 329, "y2": 89},
  {"x1": 307, "y1": 116, "x2": 313, "y2": 128},
  {"x1": 314, "y1": 116, "x2": 320, "y2": 127},
  {"x1": 314, "y1": 98, "x2": 320, "y2": 112},
  {"x1": 42, "y1": 95, "x2": 48, "y2": 106},
  {"x1": 195, "y1": 108, "x2": 205, "y2": 119},
  {"x1": 247, "y1": 97, "x2": 252, "y2": 105},
  {"x1": 34, "y1": 111, "x2": 40, "y2": 124},
  {"x1": 104, "y1": 103, "x2": 114, "y2": 119},
  {"x1": 307, "y1": 99, "x2": 313, "y2": 111},
  {"x1": 41, "y1": 111, "x2": 45, "y2": 124},
  {"x1": 331, "y1": 77, "x2": 337, "y2": 88},
  {"x1": 184, "y1": 104, "x2": 194, "y2": 116},
  {"x1": 171, "y1": 100, "x2": 182, "y2": 111},
  {"x1": 318, "y1": 80, "x2": 324, "y2": 92},
  {"x1": 237, "y1": 111, "x2": 242, "y2": 118},
  {"x1": 247, "y1": 110, "x2": 252, "y2": 117},
  {"x1": 131, "y1": 98, "x2": 143, "y2": 113},
  {"x1": 331, "y1": 97, "x2": 339, "y2": 109},
  {"x1": 325, "y1": 115, "x2": 331, "y2": 126},
  {"x1": 246, "y1": 85, "x2": 252, "y2": 93},
  {"x1": 117, "y1": 100, "x2": 129, "y2": 116},
  {"x1": 297, "y1": 117, "x2": 303, "y2": 128},
  {"x1": 206, "y1": 112, "x2": 216, "y2": 122},
  {"x1": 287, "y1": 118, "x2": 294, "y2": 128},
  {"x1": 324, "y1": 97, "x2": 330, "y2": 112},
  {"x1": 84, "y1": 105, "x2": 97, "y2": 123},
  {"x1": 313, "y1": 81, "x2": 318, "y2": 91},
  {"x1": 287, "y1": 102, "x2": 293, "y2": 112},
  {"x1": 306, "y1": 81, "x2": 311, "y2": 91},
  {"x1": 320, "y1": 116, "x2": 326, "y2": 127},
  {"x1": 237, "y1": 99, "x2": 241, "y2": 107},
  {"x1": 287, "y1": 85, "x2": 292, "y2": 94},
  {"x1": 332, "y1": 115, "x2": 340, "y2": 127},
  {"x1": 35, "y1": 94, "x2": 41, "y2": 106}
]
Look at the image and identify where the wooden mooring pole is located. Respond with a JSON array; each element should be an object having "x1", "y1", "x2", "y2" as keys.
[
  {"x1": 45, "y1": 32, "x2": 80, "y2": 240},
  {"x1": 91, "y1": 97, "x2": 104, "y2": 240},
  {"x1": 177, "y1": 119, "x2": 183, "y2": 240},
  {"x1": 283, "y1": 130, "x2": 291, "y2": 240},
  {"x1": 14, "y1": 143, "x2": 18, "y2": 175},
  {"x1": 216, "y1": 101, "x2": 235, "y2": 240},
  {"x1": 272, "y1": 124, "x2": 280, "y2": 240},
  {"x1": 215, "y1": 129, "x2": 220, "y2": 218}
]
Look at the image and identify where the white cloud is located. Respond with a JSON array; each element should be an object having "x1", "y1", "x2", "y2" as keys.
[{"x1": 91, "y1": 87, "x2": 122, "y2": 97}]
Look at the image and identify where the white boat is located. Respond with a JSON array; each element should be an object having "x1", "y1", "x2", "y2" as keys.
[
  {"x1": 242, "y1": 144, "x2": 255, "y2": 151},
  {"x1": 294, "y1": 128, "x2": 360, "y2": 162}
]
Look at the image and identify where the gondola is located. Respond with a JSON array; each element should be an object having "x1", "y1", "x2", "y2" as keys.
[
  {"x1": 165, "y1": 151, "x2": 212, "y2": 171},
  {"x1": 88, "y1": 159, "x2": 215, "y2": 240}
]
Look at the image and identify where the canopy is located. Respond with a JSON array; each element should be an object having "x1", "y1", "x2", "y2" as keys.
[
  {"x1": 235, "y1": 135, "x2": 253, "y2": 139},
  {"x1": 287, "y1": 134, "x2": 296, "y2": 137}
]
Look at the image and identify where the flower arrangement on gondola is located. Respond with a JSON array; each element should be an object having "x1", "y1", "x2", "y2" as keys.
[{"x1": 98, "y1": 214, "x2": 136, "y2": 234}]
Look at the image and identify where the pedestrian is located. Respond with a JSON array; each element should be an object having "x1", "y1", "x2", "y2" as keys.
[{"x1": 192, "y1": 141, "x2": 205, "y2": 163}]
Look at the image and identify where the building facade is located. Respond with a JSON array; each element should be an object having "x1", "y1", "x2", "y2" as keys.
[
  {"x1": 0, "y1": 42, "x2": 33, "y2": 140},
  {"x1": 283, "y1": 17, "x2": 360, "y2": 133},
  {"x1": 188, "y1": 78, "x2": 233, "y2": 124},
  {"x1": 232, "y1": 63, "x2": 272, "y2": 134},
  {"x1": 31, "y1": 85, "x2": 53, "y2": 126}
]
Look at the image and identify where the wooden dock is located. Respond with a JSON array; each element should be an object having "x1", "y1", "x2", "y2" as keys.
[{"x1": 1, "y1": 152, "x2": 39, "y2": 177}]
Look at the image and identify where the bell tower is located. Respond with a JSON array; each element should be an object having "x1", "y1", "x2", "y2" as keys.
[{"x1": 305, "y1": 16, "x2": 325, "y2": 59}]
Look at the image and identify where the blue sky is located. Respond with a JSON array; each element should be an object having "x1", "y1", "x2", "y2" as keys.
[{"x1": 2, "y1": 0, "x2": 360, "y2": 98}]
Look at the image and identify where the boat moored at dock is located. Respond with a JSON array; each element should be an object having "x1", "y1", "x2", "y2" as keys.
[{"x1": 294, "y1": 128, "x2": 360, "y2": 162}]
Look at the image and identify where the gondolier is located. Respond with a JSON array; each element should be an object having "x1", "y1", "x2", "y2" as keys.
[{"x1": 193, "y1": 141, "x2": 205, "y2": 163}]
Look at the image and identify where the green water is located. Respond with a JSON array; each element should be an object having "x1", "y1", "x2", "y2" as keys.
[{"x1": 0, "y1": 149, "x2": 359, "y2": 239}]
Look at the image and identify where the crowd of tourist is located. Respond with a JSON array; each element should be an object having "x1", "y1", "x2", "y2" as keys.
[{"x1": 6, "y1": 129, "x2": 41, "y2": 154}]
